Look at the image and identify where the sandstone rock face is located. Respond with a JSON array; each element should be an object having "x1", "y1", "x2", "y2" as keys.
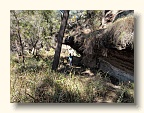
[
  {"x1": 99, "y1": 58, "x2": 134, "y2": 82},
  {"x1": 99, "y1": 48, "x2": 134, "y2": 82},
  {"x1": 101, "y1": 10, "x2": 134, "y2": 28},
  {"x1": 63, "y1": 10, "x2": 134, "y2": 82}
]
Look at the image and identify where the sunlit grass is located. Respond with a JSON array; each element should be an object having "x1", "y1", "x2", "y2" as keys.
[{"x1": 10, "y1": 53, "x2": 134, "y2": 103}]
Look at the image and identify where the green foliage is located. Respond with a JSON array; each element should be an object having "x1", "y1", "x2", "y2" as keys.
[
  {"x1": 89, "y1": 10, "x2": 103, "y2": 30},
  {"x1": 116, "y1": 82, "x2": 134, "y2": 103},
  {"x1": 10, "y1": 10, "x2": 61, "y2": 54}
]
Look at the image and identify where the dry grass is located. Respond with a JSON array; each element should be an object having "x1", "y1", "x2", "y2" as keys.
[{"x1": 10, "y1": 51, "x2": 134, "y2": 103}]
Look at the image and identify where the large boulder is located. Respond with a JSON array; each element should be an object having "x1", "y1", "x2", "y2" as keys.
[{"x1": 63, "y1": 10, "x2": 134, "y2": 81}]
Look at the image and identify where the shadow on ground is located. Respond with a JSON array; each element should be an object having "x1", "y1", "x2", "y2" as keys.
[
  {"x1": 58, "y1": 56, "x2": 120, "y2": 85},
  {"x1": 34, "y1": 76, "x2": 95, "y2": 103}
]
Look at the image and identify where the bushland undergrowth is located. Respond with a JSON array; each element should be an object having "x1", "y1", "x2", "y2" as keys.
[{"x1": 10, "y1": 52, "x2": 134, "y2": 103}]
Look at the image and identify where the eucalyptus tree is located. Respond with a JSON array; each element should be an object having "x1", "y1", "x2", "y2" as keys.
[
  {"x1": 11, "y1": 10, "x2": 59, "y2": 58},
  {"x1": 52, "y1": 10, "x2": 69, "y2": 71}
]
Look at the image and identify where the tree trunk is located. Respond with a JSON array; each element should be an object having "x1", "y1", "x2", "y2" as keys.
[
  {"x1": 13, "y1": 11, "x2": 25, "y2": 65},
  {"x1": 31, "y1": 39, "x2": 39, "y2": 56},
  {"x1": 101, "y1": 10, "x2": 105, "y2": 28},
  {"x1": 52, "y1": 10, "x2": 69, "y2": 71},
  {"x1": 15, "y1": 40, "x2": 20, "y2": 62}
]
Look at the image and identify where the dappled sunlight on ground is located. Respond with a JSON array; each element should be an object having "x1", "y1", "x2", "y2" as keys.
[{"x1": 10, "y1": 49, "x2": 134, "y2": 103}]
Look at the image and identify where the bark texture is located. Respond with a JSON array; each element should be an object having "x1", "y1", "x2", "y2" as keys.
[{"x1": 52, "y1": 10, "x2": 69, "y2": 71}]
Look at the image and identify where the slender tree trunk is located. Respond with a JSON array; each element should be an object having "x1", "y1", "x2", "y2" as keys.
[
  {"x1": 101, "y1": 10, "x2": 105, "y2": 28},
  {"x1": 15, "y1": 40, "x2": 20, "y2": 62},
  {"x1": 52, "y1": 10, "x2": 69, "y2": 71},
  {"x1": 13, "y1": 11, "x2": 25, "y2": 65},
  {"x1": 31, "y1": 39, "x2": 39, "y2": 56}
]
